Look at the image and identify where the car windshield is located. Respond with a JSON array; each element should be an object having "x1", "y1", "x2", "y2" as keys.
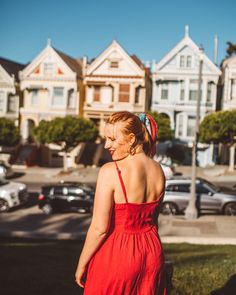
[
  {"x1": 201, "y1": 179, "x2": 221, "y2": 193},
  {"x1": 0, "y1": 179, "x2": 9, "y2": 186}
]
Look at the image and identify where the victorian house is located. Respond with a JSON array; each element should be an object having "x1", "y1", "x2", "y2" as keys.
[
  {"x1": 19, "y1": 42, "x2": 83, "y2": 141},
  {"x1": 83, "y1": 40, "x2": 152, "y2": 135},
  {"x1": 152, "y1": 27, "x2": 221, "y2": 166},
  {"x1": 0, "y1": 57, "x2": 25, "y2": 126},
  {"x1": 221, "y1": 55, "x2": 236, "y2": 110}
]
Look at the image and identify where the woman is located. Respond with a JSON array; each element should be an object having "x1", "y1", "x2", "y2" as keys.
[{"x1": 75, "y1": 111, "x2": 166, "y2": 295}]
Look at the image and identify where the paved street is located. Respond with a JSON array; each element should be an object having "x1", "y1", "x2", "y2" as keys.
[{"x1": 1, "y1": 164, "x2": 236, "y2": 245}]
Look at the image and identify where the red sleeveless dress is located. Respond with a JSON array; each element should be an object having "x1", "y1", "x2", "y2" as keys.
[{"x1": 83, "y1": 162, "x2": 166, "y2": 295}]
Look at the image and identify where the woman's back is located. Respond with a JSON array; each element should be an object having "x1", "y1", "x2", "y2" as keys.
[{"x1": 112, "y1": 153, "x2": 165, "y2": 204}]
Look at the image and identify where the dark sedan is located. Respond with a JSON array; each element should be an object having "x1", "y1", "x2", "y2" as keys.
[{"x1": 38, "y1": 182, "x2": 95, "y2": 214}]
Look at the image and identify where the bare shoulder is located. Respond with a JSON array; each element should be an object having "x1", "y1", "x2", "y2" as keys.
[
  {"x1": 150, "y1": 158, "x2": 165, "y2": 176},
  {"x1": 98, "y1": 162, "x2": 116, "y2": 179},
  {"x1": 149, "y1": 158, "x2": 166, "y2": 191}
]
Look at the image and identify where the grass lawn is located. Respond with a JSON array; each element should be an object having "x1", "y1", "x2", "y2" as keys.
[{"x1": 0, "y1": 237, "x2": 236, "y2": 295}]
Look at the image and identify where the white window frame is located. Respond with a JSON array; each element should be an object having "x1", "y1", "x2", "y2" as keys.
[
  {"x1": 0, "y1": 91, "x2": 5, "y2": 112},
  {"x1": 52, "y1": 87, "x2": 64, "y2": 107},
  {"x1": 186, "y1": 116, "x2": 196, "y2": 137},
  {"x1": 31, "y1": 89, "x2": 39, "y2": 106},
  {"x1": 161, "y1": 82, "x2": 169, "y2": 100}
]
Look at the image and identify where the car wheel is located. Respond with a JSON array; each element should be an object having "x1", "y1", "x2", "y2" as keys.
[
  {"x1": 161, "y1": 202, "x2": 178, "y2": 215},
  {"x1": 0, "y1": 199, "x2": 10, "y2": 213},
  {"x1": 223, "y1": 202, "x2": 236, "y2": 216},
  {"x1": 41, "y1": 204, "x2": 53, "y2": 215}
]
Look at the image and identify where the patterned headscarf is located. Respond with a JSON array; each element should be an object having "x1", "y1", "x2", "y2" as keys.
[{"x1": 138, "y1": 113, "x2": 158, "y2": 157}]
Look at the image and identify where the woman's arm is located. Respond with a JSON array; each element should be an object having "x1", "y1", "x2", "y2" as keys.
[{"x1": 75, "y1": 163, "x2": 114, "y2": 287}]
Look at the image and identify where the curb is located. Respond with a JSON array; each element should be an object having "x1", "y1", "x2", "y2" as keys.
[
  {"x1": 0, "y1": 230, "x2": 87, "y2": 241},
  {"x1": 1, "y1": 230, "x2": 236, "y2": 245},
  {"x1": 161, "y1": 236, "x2": 236, "y2": 245}
]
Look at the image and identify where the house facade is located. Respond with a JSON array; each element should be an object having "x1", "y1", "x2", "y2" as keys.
[
  {"x1": 83, "y1": 40, "x2": 152, "y2": 135},
  {"x1": 19, "y1": 42, "x2": 83, "y2": 141},
  {"x1": 0, "y1": 57, "x2": 25, "y2": 126},
  {"x1": 152, "y1": 27, "x2": 221, "y2": 166},
  {"x1": 221, "y1": 55, "x2": 236, "y2": 110}
]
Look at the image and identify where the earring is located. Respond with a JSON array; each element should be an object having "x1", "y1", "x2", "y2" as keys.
[{"x1": 129, "y1": 145, "x2": 136, "y2": 155}]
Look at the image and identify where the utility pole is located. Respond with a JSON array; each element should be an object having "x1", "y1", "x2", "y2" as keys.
[{"x1": 185, "y1": 48, "x2": 204, "y2": 220}]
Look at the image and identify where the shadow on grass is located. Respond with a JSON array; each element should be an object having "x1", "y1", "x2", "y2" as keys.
[
  {"x1": 210, "y1": 274, "x2": 236, "y2": 295},
  {"x1": 0, "y1": 238, "x2": 84, "y2": 295}
]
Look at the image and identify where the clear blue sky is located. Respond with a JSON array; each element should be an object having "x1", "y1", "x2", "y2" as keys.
[{"x1": 1, "y1": 0, "x2": 236, "y2": 66}]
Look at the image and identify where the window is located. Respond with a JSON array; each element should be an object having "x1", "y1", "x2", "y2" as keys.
[
  {"x1": 44, "y1": 62, "x2": 54, "y2": 75},
  {"x1": 189, "y1": 79, "x2": 200, "y2": 101},
  {"x1": 7, "y1": 96, "x2": 16, "y2": 112},
  {"x1": 180, "y1": 81, "x2": 185, "y2": 101},
  {"x1": 110, "y1": 61, "x2": 119, "y2": 68},
  {"x1": 52, "y1": 87, "x2": 64, "y2": 106},
  {"x1": 53, "y1": 186, "x2": 64, "y2": 195},
  {"x1": 187, "y1": 116, "x2": 196, "y2": 137},
  {"x1": 135, "y1": 87, "x2": 140, "y2": 104},
  {"x1": 166, "y1": 184, "x2": 190, "y2": 193},
  {"x1": 94, "y1": 86, "x2": 100, "y2": 102},
  {"x1": 177, "y1": 114, "x2": 184, "y2": 137},
  {"x1": 119, "y1": 84, "x2": 130, "y2": 102},
  {"x1": 161, "y1": 82, "x2": 168, "y2": 100},
  {"x1": 31, "y1": 89, "x2": 39, "y2": 105},
  {"x1": 196, "y1": 184, "x2": 210, "y2": 194},
  {"x1": 207, "y1": 82, "x2": 212, "y2": 102},
  {"x1": 180, "y1": 55, "x2": 185, "y2": 68},
  {"x1": 68, "y1": 90, "x2": 76, "y2": 108},
  {"x1": 0, "y1": 91, "x2": 4, "y2": 112},
  {"x1": 68, "y1": 187, "x2": 83, "y2": 196},
  {"x1": 189, "y1": 90, "x2": 198, "y2": 101},
  {"x1": 186, "y1": 56, "x2": 192, "y2": 68},
  {"x1": 231, "y1": 79, "x2": 236, "y2": 99},
  {"x1": 180, "y1": 55, "x2": 192, "y2": 68}
]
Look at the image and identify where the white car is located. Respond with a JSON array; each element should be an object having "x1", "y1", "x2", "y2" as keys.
[
  {"x1": 0, "y1": 162, "x2": 14, "y2": 179},
  {"x1": 0, "y1": 179, "x2": 28, "y2": 212}
]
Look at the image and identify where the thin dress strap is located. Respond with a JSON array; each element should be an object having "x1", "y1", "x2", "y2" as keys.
[{"x1": 114, "y1": 161, "x2": 128, "y2": 203}]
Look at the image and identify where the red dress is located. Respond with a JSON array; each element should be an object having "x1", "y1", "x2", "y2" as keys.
[{"x1": 83, "y1": 162, "x2": 166, "y2": 295}]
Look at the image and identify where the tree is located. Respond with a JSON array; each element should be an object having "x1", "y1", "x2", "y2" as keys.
[
  {"x1": 199, "y1": 110, "x2": 236, "y2": 171},
  {"x1": 147, "y1": 111, "x2": 173, "y2": 142},
  {"x1": 34, "y1": 116, "x2": 98, "y2": 170},
  {"x1": 0, "y1": 118, "x2": 20, "y2": 146},
  {"x1": 226, "y1": 41, "x2": 236, "y2": 57}
]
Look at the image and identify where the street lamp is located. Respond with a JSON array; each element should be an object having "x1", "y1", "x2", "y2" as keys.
[{"x1": 185, "y1": 46, "x2": 204, "y2": 220}]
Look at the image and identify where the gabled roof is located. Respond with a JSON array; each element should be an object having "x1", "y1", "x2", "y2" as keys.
[
  {"x1": 0, "y1": 57, "x2": 25, "y2": 82},
  {"x1": 221, "y1": 54, "x2": 236, "y2": 69},
  {"x1": 156, "y1": 32, "x2": 221, "y2": 75},
  {"x1": 131, "y1": 54, "x2": 151, "y2": 76},
  {"x1": 20, "y1": 43, "x2": 82, "y2": 79},
  {"x1": 53, "y1": 48, "x2": 82, "y2": 77},
  {"x1": 86, "y1": 40, "x2": 145, "y2": 77}
]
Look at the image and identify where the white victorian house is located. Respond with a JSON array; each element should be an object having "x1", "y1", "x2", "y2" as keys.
[
  {"x1": 152, "y1": 28, "x2": 221, "y2": 166},
  {"x1": 0, "y1": 57, "x2": 25, "y2": 126},
  {"x1": 19, "y1": 42, "x2": 83, "y2": 141},
  {"x1": 83, "y1": 40, "x2": 152, "y2": 135},
  {"x1": 221, "y1": 55, "x2": 236, "y2": 110}
]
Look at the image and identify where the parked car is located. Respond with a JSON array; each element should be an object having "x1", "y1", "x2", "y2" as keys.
[
  {"x1": 0, "y1": 161, "x2": 14, "y2": 179},
  {"x1": 38, "y1": 182, "x2": 95, "y2": 214},
  {"x1": 0, "y1": 179, "x2": 28, "y2": 212},
  {"x1": 161, "y1": 177, "x2": 236, "y2": 216}
]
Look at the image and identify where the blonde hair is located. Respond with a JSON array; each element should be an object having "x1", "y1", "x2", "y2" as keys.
[{"x1": 106, "y1": 111, "x2": 154, "y2": 157}]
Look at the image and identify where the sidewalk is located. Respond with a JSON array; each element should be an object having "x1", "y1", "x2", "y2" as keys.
[
  {"x1": 12, "y1": 164, "x2": 236, "y2": 185},
  {"x1": 12, "y1": 165, "x2": 100, "y2": 184}
]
